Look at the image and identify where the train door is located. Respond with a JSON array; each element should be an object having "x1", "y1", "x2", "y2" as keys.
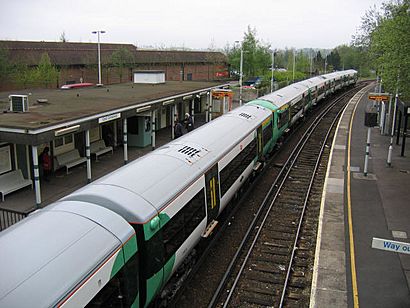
[
  {"x1": 205, "y1": 164, "x2": 220, "y2": 224},
  {"x1": 257, "y1": 126, "x2": 263, "y2": 159}
]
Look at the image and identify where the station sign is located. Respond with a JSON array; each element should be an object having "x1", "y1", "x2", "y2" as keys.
[
  {"x1": 368, "y1": 93, "x2": 390, "y2": 101},
  {"x1": 98, "y1": 112, "x2": 121, "y2": 124},
  {"x1": 212, "y1": 89, "x2": 233, "y2": 99},
  {"x1": 372, "y1": 237, "x2": 410, "y2": 255}
]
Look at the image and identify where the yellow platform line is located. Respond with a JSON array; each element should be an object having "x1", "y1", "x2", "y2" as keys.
[{"x1": 347, "y1": 87, "x2": 369, "y2": 308}]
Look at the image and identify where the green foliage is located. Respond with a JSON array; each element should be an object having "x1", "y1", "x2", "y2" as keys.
[
  {"x1": 35, "y1": 53, "x2": 59, "y2": 87},
  {"x1": 265, "y1": 70, "x2": 306, "y2": 83},
  {"x1": 13, "y1": 63, "x2": 34, "y2": 89},
  {"x1": 226, "y1": 26, "x2": 308, "y2": 87},
  {"x1": 0, "y1": 49, "x2": 12, "y2": 82},
  {"x1": 227, "y1": 26, "x2": 271, "y2": 78},
  {"x1": 111, "y1": 47, "x2": 135, "y2": 82},
  {"x1": 356, "y1": 0, "x2": 410, "y2": 99}
]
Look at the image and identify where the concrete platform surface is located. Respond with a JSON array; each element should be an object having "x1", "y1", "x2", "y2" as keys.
[{"x1": 311, "y1": 85, "x2": 410, "y2": 307}]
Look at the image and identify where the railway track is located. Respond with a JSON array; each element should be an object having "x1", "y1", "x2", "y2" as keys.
[{"x1": 207, "y1": 85, "x2": 365, "y2": 308}]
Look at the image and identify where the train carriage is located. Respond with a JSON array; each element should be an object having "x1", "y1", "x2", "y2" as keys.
[
  {"x1": 0, "y1": 202, "x2": 138, "y2": 307},
  {"x1": 60, "y1": 103, "x2": 273, "y2": 307},
  {"x1": 0, "y1": 70, "x2": 357, "y2": 308}
]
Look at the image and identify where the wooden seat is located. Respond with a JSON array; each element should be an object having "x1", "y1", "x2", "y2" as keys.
[
  {"x1": 0, "y1": 170, "x2": 32, "y2": 201},
  {"x1": 90, "y1": 139, "x2": 113, "y2": 161},
  {"x1": 56, "y1": 149, "x2": 87, "y2": 174}
]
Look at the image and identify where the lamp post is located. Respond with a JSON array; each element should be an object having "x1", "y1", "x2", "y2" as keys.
[
  {"x1": 271, "y1": 49, "x2": 275, "y2": 93},
  {"x1": 292, "y1": 49, "x2": 296, "y2": 83},
  {"x1": 92, "y1": 30, "x2": 106, "y2": 86},
  {"x1": 235, "y1": 41, "x2": 244, "y2": 106}
]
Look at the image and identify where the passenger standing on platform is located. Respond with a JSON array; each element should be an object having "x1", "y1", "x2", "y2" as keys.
[
  {"x1": 184, "y1": 113, "x2": 194, "y2": 132},
  {"x1": 39, "y1": 147, "x2": 51, "y2": 182},
  {"x1": 174, "y1": 118, "x2": 183, "y2": 138}
]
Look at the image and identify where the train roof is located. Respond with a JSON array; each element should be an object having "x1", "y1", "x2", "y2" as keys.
[
  {"x1": 297, "y1": 76, "x2": 327, "y2": 88},
  {"x1": 257, "y1": 82, "x2": 309, "y2": 109},
  {"x1": 62, "y1": 104, "x2": 272, "y2": 223},
  {"x1": 0, "y1": 201, "x2": 134, "y2": 307},
  {"x1": 256, "y1": 70, "x2": 357, "y2": 109},
  {"x1": 322, "y1": 69, "x2": 357, "y2": 80}
]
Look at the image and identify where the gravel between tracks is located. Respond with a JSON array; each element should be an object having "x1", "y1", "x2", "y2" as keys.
[{"x1": 172, "y1": 87, "x2": 362, "y2": 307}]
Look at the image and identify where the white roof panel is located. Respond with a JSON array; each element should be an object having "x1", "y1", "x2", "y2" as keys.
[
  {"x1": 0, "y1": 202, "x2": 132, "y2": 307},
  {"x1": 63, "y1": 104, "x2": 271, "y2": 221}
]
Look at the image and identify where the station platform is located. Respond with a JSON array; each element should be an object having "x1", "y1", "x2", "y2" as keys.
[{"x1": 311, "y1": 85, "x2": 410, "y2": 307}]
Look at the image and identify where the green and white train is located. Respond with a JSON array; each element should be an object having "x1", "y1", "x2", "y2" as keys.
[{"x1": 0, "y1": 70, "x2": 357, "y2": 307}]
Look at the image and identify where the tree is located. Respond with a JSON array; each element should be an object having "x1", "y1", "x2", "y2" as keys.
[
  {"x1": 352, "y1": 5, "x2": 383, "y2": 48},
  {"x1": 13, "y1": 62, "x2": 34, "y2": 89},
  {"x1": 111, "y1": 47, "x2": 135, "y2": 83},
  {"x1": 226, "y1": 26, "x2": 271, "y2": 78},
  {"x1": 0, "y1": 49, "x2": 12, "y2": 84},
  {"x1": 327, "y1": 50, "x2": 341, "y2": 70},
  {"x1": 59, "y1": 31, "x2": 68, "y2": 43},
  {"x1": 314, "y1": 51, "x2": 324, "y2": 73},
  {"x1": 356, "y1": 0, "x2": 410, "y2": 98},
  {"x1": 35, "y1": 53, "x2": 59, "y2": 88}
]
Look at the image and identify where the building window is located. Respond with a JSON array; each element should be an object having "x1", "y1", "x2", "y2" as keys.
[
  {"x1": 54, "y1": 134, "x2": 74, "y2": 148},
  {"x1": 0, "y1": 145, "x2": 12, "y2": 175},
  {"x1": 54, "y1": 138, "x2": 64, "y2": 147}
]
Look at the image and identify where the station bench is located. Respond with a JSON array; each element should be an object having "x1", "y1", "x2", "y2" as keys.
[
  {"x1": 0, "y1": 170, "x2": 32, "y2": 202},
  {"x1": 90, "y1": 139, "x2": 113, "y2": 161},
  {"x1": 56, "y1": 149, "x2": 87, "y2": 174}
]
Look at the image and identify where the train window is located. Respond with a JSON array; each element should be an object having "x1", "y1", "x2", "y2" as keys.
[
  {"x1": 86, "y1": 252, "x2": 139, "y2": 307},
  {"x1": 220, "y1": 139, "x2": 257, "y2": 196},
  {"x1": 162, "y1": 189, "x2": 205, "y2": 261},
  {"x1": 290, "y1": 98, "x2": 304, "y2": 119},
  {"x1": 277, "y1": 109, "x2": 289, "y2": 129}
]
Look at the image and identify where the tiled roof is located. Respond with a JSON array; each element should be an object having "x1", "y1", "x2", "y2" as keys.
[
  {"x1": 0, "y1": 41, "x2": 136, "y2": 66},
  {"x1": 0, "y1": 41, "x2": 227, "y2": 66},
  {"x1": 134, "y1": 50, "x2": 227, "y2": 64}
]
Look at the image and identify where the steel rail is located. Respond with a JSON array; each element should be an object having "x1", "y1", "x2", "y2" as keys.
[
  {"x1": 209, "y1": 85, "x2": 363, "y2": 308},
  {"x1": 278, "y1": 90, "x2": 350, "y2": 307}
]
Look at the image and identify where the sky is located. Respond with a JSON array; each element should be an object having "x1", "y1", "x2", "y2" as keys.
[{"x1": 0, "y1": 0, "x2": 387, "y2": 50}]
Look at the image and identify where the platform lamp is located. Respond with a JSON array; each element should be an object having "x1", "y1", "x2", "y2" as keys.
[
  {"x1": 92, "y1": 30, "x2": 106, "y2": 86},
  {"x1": 235, "y1": 40, "x2": 244, "y2": 106},
  {"x1": 270, "y1": 49, "x2": 275, "y2": 93}
]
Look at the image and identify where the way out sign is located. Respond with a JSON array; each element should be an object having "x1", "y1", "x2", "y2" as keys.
[{"x1": 372, "y1": 237, "x2": 410, "y2": 255}]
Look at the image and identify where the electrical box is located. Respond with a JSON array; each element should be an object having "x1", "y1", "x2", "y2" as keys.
[
  {"x1": 9, "y1": 95, "x2": 29, "y2": 112},
  {"x1": 365, "y1": 103, "x2": 378, "y2": 127}
]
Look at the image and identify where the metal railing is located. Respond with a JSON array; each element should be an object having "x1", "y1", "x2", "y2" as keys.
[{"x1": 0, "y1": 208, "x2": 33, "y2": 232}]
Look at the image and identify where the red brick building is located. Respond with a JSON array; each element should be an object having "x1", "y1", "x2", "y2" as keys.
[{"x1": 0, "y1": 41, "x2": 229, "y2": 91}]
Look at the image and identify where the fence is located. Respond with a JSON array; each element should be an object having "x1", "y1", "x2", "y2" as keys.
[{"x1": 0, "y1": 207, "x2": 34, "y2": 232}]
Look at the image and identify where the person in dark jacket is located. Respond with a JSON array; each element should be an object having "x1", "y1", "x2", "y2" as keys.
[
  {"x1": 184, "y1": 113, "x2": 194, "y2": 132},
  {"x1": 39, "y1": 146, "x2": 51, "y2": 182},
  {"x1": 174, "y1": 118, "x2": 183, "y2": 138}
]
